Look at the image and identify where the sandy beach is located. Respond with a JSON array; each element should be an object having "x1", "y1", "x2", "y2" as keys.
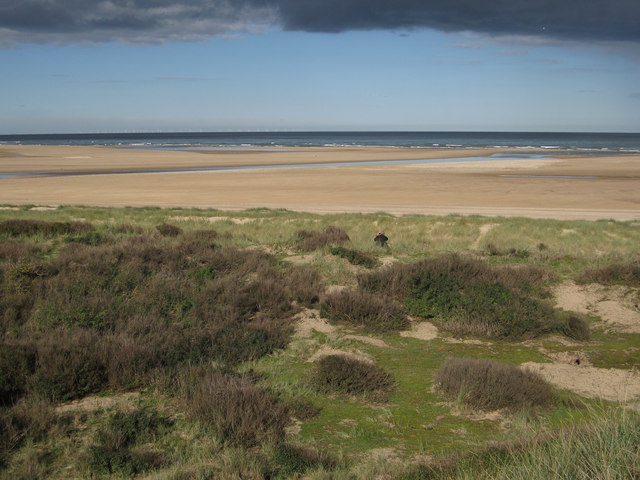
[{"x1": 1, "y1": 145, "x2": 639, "y2": 220}]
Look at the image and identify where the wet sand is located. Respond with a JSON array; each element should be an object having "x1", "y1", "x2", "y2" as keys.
[{"x1": 1, "y1": 145, "x2": 639, "y2": 220}]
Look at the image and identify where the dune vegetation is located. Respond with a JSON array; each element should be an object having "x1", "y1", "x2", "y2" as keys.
[{"x1": 0, "y1": 204, "x2": 639, "y2": 479}]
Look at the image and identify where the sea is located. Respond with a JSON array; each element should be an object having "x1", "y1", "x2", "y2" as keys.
[{"x1": 1, "y1": 131, "x2": 639, "y2": 154}]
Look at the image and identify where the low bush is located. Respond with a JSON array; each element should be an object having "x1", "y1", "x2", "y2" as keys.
[
  {"x1": 186, "y1": 372, "x2": 290, "y2": 448},
  {"x1": 87, "y1": 408, "x2": 172, "y2": 476},
  {"x1": 0, "y1": 397, "x2": 58, "y2": 468},
  {"x1": 555, "y1": 310, "x2": 591, "y2": 341},
  {"x1": 30, "y1": 330, "x2": 109, "y2": 402},
  {"x1": 284, "y1": 265, "x2": 325, "y2": 306},
  {"x1": 296, "y1": 225, "x2": 350, "y2": 251},
  {"x1": 308, "y1": 354, "x2": 394, "y2": 400},
  {"x1": 357, "y1": 261, "x2": 428, "y2": 297},
  {"x1": 0, "y1": 342, "x2": 37, "y2": 406},
  {"x1": 330, "y1": 246, "x2": 379, "y2": 268},
  {"x1": 0, "y1": 219, "x2": 93, "y2": 237},
  {"x1": 434, "y1": 357, "x2": 554, "y2": 412},
  {"x1": 320, "y1": 289, "x2": 408, "y2": 332},
  {"x1": 577, "y1": 259, "x2": 640, "y2": 287},
  {"x1": 273, "y1": 443, "x2": 336, "y2": 476},
  {"x1": 97, "y1": 408, "x2": 173, "y2": 450},
  {"x1": 156, "y1": 222, "x2": 183, "y2": 237},
  {"x1": 87, "y1": 445, "x2": 155, "y2": 476}
]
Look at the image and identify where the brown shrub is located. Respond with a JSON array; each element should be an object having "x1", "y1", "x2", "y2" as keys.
[
  {"x1": 0, "y1": 342, "x2": 37, "y2": 406},
  {"x1": 555, "y1": 310, "x2": 591, "y2": 341},
  {"x1": 435, "y1": 357, "x2": 554, "y2": 412},
  {"x1": 320, "y1": 289, "x2": 408, "y2": 332},
  {"x1": 296, "y1": 225, "x2": 350, "y2": 251},
  {"x1": 308, "y1": 354, "x2": 394, "y2": 400},
  {"x1": 155, "y1": 222, "x2": 182, "y2": 237},
  {"x1": 0, "y1": 219, "x2": 93, "y2": 237},
  {"x1": 0, "y1": 241, "x2": 47, "y2": 262},
  {"x1": 30, "y1": 329, "x2": 109, "y2": 402},
  {"x1": 285, "y1": 265, "x2": 325, "y2": 306},
  {"x1": 186, "y1": 372, "x2": 290, "y2": 447},
  {"x1": 577, "y1": 259, "x2": 640, "y2": 287}
]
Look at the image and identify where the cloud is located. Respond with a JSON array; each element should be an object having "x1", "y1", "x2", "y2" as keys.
[{"x1": 0, "y1": 0, "x2": 638, "y2": 46}]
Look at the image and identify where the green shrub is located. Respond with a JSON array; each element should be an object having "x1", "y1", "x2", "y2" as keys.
[
  {"x1": 98, "y1": 409, "x2": 173, "y2": 450},
  {"x1": 330, "y1": 246, "x2": 379, "y2": 268},
  {"x1": 273, "y1": 443, "x2": 336, "y2": 476},
  {"x1": 296, "y1": 225, "x2": 350, "y2": 251},
  {"x1": 404, "y1": 255, "x2": 556, "y2": 339},
  {"x1": 186, "y1": 372, "x2": 290, "y2": 448},
  {"x1": 320, "y1": 289, "x2": 408, "y2": 332},
  {"x1": 435, "y1": 357, "x2": 553, "y2": 412},
  {"x1": 87, "y1": 445, "x2": 154, "y2": 476},
  {"x1": 308, "y1": 354, "x2": 394, "y2": 400}
]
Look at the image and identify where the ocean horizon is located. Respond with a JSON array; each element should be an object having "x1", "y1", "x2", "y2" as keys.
[{"x1": 1, "y1": 131, "x2": 639, "y2": 154}]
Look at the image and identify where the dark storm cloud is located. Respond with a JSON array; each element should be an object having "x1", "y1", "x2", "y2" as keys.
[
  {"x1": 274, "y1": 0, "x2": 640, "y2": 43},
  {"x1": 0, "y1": 0, "x2": 638, "y2": 46}
]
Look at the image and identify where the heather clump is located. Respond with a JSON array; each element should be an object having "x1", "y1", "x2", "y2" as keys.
[
  {"x1": 435, "y1": 357, "x2": 554, "y2": 412},
  {"x1": 296, "y1": 225, "x2": 350, "y2": 251}
]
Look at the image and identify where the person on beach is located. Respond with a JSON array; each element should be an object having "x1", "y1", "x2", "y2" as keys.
[{"x1": 374, "y1": 231, "x2": 389, "y2": 247}]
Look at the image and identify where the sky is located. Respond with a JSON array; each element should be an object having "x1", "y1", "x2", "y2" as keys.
[{"x1": 1, "y1": 0, "x2": 639, "y2": 134}]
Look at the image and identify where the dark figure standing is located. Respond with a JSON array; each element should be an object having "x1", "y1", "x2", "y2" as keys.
[{"x1": 374, "y1": 231, "x2": 389, "y2": 247}]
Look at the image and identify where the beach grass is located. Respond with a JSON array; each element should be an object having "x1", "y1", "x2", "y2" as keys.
[{"x1": 1, "y1": 205, "x2": 639, "y2": 479}]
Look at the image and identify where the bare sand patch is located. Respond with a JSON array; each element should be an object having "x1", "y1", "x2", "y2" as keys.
[
  {"x1": 293, "y1": 308, "x2": 336, "y2": 338},
  {"x1": 521, "y1": 362, "x2": 640, "y2": 403},
  {"x1": 169, "y1": 215, "x2": 256, "y2": 224},
  {"x1": 545, "y1": 351, "x2": 592, "y2": 366},
  {"x1": 553, "y1": 281, "x2": 640, "y2": 333},
  {"x1": 400, "y1": 321, "x2": 439, "y2": 341}
]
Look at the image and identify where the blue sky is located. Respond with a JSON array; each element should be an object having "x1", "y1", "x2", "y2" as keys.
[{"x1": 1, "y1": 1, "x2": 639, "y2": 134}]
